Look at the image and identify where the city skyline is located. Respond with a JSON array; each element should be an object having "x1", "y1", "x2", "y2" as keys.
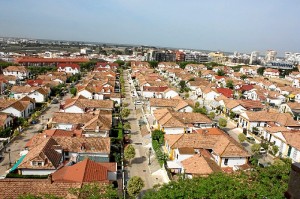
[{"x1": 1, "y1": 0, "x2": 300, "y2": 55}]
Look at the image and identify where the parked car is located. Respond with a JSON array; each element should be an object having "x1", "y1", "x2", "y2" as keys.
[
  {"x1": 134, "y1": 101, "x2": 143, "y2": 105},
  {"x1": 259, "y1": 147, "x2": 267, "y2": 154},
  {"x1": 246, "y1": 136, "x2": 256, "y2": 143},
  {"x1": 124, "y1": 130, "x2": 131, "y2": 134},
  {"x1": 30, "y1": 119, "x2": 39, "y2": 125},
  {"x1": 51, "y1": 98, "x2": 59, "y2": 104}
]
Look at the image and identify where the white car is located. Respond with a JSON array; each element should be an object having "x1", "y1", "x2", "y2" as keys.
[
  {"x1": 259, "y1": 148, "x2": 267, "y2": 154},
  {"x1": 134, "y1": 101, "x2": 143, "y2": 105}
]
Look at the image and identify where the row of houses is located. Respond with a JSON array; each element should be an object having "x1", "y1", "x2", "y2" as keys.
[
  {"x1": 131, "y1": 61, "x2": 300, "y2": 178},
  {"x1": 0, "y1": 61, "x2": 122, "y2": 198}
]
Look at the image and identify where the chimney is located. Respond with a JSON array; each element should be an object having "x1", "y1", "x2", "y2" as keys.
[
  {"x1": 285, "y1": 163, "x2": 300, "y2": 198},
  {"x1": 48, "y1": 174, "x2": 53, "y2": 184}
]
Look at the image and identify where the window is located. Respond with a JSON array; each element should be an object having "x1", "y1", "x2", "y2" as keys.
[
  {"x1": 292, "y1": 149, "x2": 297, "y2": 160},
  {"x1": 224, "y1": 158, "x2": 229, "y2": 166},
  {"x1": 38, "y1": 162, "x2": 42, "y2": 166},
  {"x1": 65, "y1": 151, "x2": 69, "y2": 156}
]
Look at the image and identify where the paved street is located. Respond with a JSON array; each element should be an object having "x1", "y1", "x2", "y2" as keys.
[
  {"x1": 223, "y1": 119, "x2": 274, "y2": 164},
  {"x1": 0, "y1": 94, "x2": 71, "y2": 177},
  {"x1": 123, "y1": 70, "x2": 168, "y2": 197}
]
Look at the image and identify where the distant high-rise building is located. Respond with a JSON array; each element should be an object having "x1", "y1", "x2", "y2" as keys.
[
  {"x1": 175, "y1": 51, "x2": 185, "y2": 62},
  {"x1": 250, "y1": 51, "x2": 259, "y2": 65},
  {"x1": 265, "y1": 50, "x2": 277, "y2": 62},
  {"x1": 151, "y1": 50, "x2": 176, "y2": 62}
]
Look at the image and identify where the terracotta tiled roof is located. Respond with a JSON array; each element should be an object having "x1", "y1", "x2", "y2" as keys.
[
  {"x1": 26, "y1": 135, "x2": 111, "y2": 154},
  {"x1": 166, "y1": 128, "x2": 250, "y2": 158},
  {"x1": 52, "y1": 158, "x2": 116, "y2": 183},
  {"x1": 143, "y1": 86, "x2": 169, "y2": 92},
  {"x1": 44, "y1": 129, "x2": 83, "y2": 137},
  {"x1": 0, "y1": 113, "x2": 11, "y2": 127},
  {"x1": 16, "y1": 57, "x2": 89, "y2": 63},
  {"x1": 0, "y1": 179, "x2": 81, "y2": 199},
  {"x1": 263, "y1": 126, "x2": 290, "y2": 133},
  {"x1": 216, "y1": 88, "x2": 233, "y2": 98},
  {"x1": 154, "y1": 109, "x2": 212, "y2": 128},
  {"x1": 53, "y1": 137, "x2": 110, "y2": 153},
  {"x1": 286, "y1": 102, "x2": 300, "y2": 110},
  {"x1": 3, "y1": 65, "x2": 27, "y2": 72},
  {"x1": 181, "y1": 154, "x2": 222, "y2": 175},
  {"x1": 64, "y1": 98, "x2": 114, "y2": 110},
  {"x1": 282, "y1": 131, "x2": 300, "y2": 150},
  {"x1": 243, "y1": 111, "x2": 300, "y2": 127},
  {"x1": 19, "y1": 137, "x2": 62, "y2": 169}
]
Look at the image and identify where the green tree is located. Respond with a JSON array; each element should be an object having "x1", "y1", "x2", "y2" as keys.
[
  {"x1": 193, "y1": 106, "x2": 207, "y2": 115},
  {"x1": 179, "y1": 80, "x2": 187, "y2": 92},
  {"x1": 148, "y1": 61, "x2": 158, "y2": 68},
  {"x1": 257, "y1": 67, "x2": 266, "y2": 76},
  {"x1": 271, "y1": 145, "x2": 279, "y2": 156},
  {"x1": 218, "y1": 118, "x2": 227, "y2": 127},
  {"x1": 114, "y1": 60, "x2": 125, "y2": 67},
  {"x1": 240, "y1": 74, "x2": 248, "y2": 80},
  {"x1": 251, "y1": 143, "x2": 261, "y2": 154},
  {"x1": 198, "y1": 71, "x2": 202, "y2": 77},
  {"x1": 238, "y1": 133, "x2": 247, "y2": 143},
  {"x1": 142, "y1": 159, "x2": 291, "y2": 199},
  {"x1": 152, "y1": 129, "x2": 164, "y2": 145},
  {"x1": 194, "y1": 101, "x2": 200, "y2": 108},
  {"x1": 208, "y1": 112, "x2": 215, "y2": 120},
  {"x1": 70, "y1": 87, "x2": 77, "y2": 96},
  {"x1": 217, "y1": 69, "x2": 225, "y2": 76},
  {"x1": 123, "y1": 122, "x2": 131, "y2": 130},
  {"x1": 121, "y1": 108, "x2": 130, "y2": 118},
  {"x1": 69, "y1": 182, "x2": 118, "y2": 199},
  {"x1": 226, "y1": 80, "x2": 234, "y2": 89},
  {"x1": 127, "y1": 176, "x2": 145, "y2": 198},
  {"x1": 18, "y1": 194, "x2": 63, "y2": 199},
  {"x1": 124, "y1": 144, "x2": 136, "y2": 162}
]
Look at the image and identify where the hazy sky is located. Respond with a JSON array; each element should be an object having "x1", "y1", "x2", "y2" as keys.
[{"x1": 1, "y1": 0, "x2": 300, "y2": 55}]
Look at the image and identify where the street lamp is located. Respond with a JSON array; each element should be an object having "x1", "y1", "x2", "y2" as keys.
[
  {"x1": 148, "y1": 147, "x2": 152, "y2": 165},
  {"x1": 8, "y1": 149, "x2": 11, "y2": 167}
]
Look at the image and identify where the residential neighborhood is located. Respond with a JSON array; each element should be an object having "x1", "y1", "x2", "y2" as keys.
[{"x1": 0, "y1": 45, "x2": 299, "y2": 198}]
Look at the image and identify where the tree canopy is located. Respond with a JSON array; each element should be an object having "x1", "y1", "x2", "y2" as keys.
[
  {"x1": 143, "y1": 159, "x2": 291, "y2": 199},
  {"x1": 257, "y1": 67, "x2": 266, "y2": 76},
  {"x1": 127, "y1": 176, "x2": 145, "y2": 197},
  {"x1": 124, "y1": 144, "x2": 135, "y2": 161}
]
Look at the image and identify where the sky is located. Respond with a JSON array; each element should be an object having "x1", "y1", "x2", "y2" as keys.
[{"x1": 1, "y1": 0, "x2": 300, "y2": 55}]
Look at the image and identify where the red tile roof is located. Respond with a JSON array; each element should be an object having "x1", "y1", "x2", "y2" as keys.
[
  {"x1": 52, "y1": 158, "x2": 116, "y2": 183},
  {"x1": 16, "y1": 57, "x2": 89, "y2": 63},
  {"x1": 238, "y1": 85, "x2": 254, "y2": 91},
  {"x1": 27, "y1": 79, "x2": 44, "y2": 86},
  {"x1": 216, "y1": 88, "x2": 233, "y2": 98}
]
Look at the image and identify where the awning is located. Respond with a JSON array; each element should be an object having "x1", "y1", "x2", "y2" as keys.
[
  {"x1": 166, "y1": 161, "x2": 181, "y2": 169},
  {"x1": 10, "y1": 155, "x2": 26, "y2": 172}
]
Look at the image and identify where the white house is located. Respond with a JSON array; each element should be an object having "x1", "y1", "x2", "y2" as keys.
[
  {"x1": 11, "y1": 86, "x2": 49, "y2": 103},
  {"x1": 164, "y1": 128, "x2": 250, "y2": 171},
  {"x1": 57, "y1": 63, "x2": 80, "y2": 74},
  {"x1": 261, "y1": 127, "x2": 300, "y2": 162},
  {"x1": 3, "y1": 66, "x2": 29, "y2": 80}
]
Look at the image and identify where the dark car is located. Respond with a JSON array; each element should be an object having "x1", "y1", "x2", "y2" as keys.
[
  {"x1": 246, "y1": 136, "x2": 256, "y2": 143},
  {"x1": 30, "y1": 119, "x2": 39, "y2": 125},
  {"x1": 51, "y1": 98, "x2": 59, "y2": 104}
]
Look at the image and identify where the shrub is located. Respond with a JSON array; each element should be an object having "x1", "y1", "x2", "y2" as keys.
[{"x1": 218, "y1": 118, "x2": 227, "y2": 127}]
